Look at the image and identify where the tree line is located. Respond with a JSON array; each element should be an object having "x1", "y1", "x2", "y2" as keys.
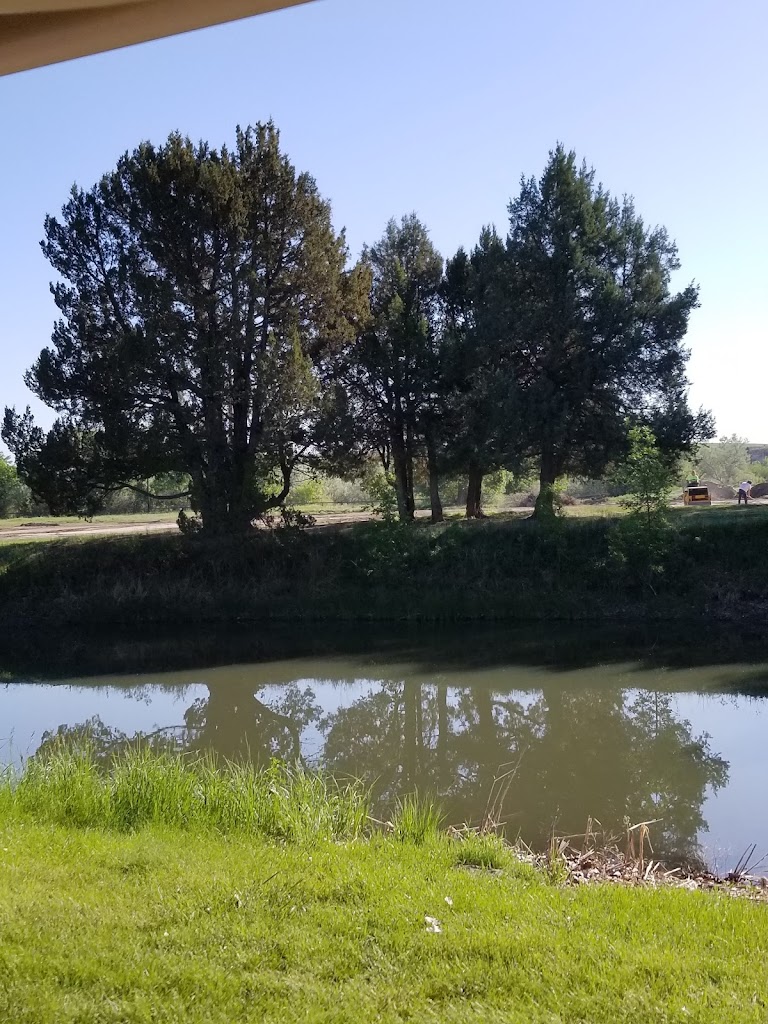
[{"x1": 2, "y1": 122, "x2": 712, "y2": 533}]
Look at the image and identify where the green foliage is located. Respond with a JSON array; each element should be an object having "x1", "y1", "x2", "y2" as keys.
[
  {"x1": 289, "y1": 475, "x2": 327, "y2": 506},
  {"x1": 6, "y1": 746, "x2": 369, "y2": 843},
  {"x1": 390, "y1": 792, "x2": 443, "y2": 844},
  {"x1": 3, "y1": 135, "x2": 710, "y2": 533},
  {"x1": 610, "y1": 427, "x2": 676, "y2": 589},
  {"x1": 693, "y1": 435, "x2": 752, "y2": 487},
  {"x1": 441, "y1": 228, "x2": 524, "y2": 501},
  {"x1": 748, "y1": 459, "x2": 768, "y2": 485},
  {"x1": 3, "y1": 121, "x2": 367, "y2": 533},
  {"x1": 323, "y1": 477, "x2": 367, "y2": 504},
  {"x1": 451, "y1": 830, "x2": 508, "y2": 870},
  {"x1": 5, "y1": 507, "x2": 768, "y2": 627},
  {"x1": 362, "y1": 469, "x2": 399, "y2": 524},
  {"x1": 481, "y1": 469, "x2": 509, "y2": 507},
  {"x1": 504, "y1": 146, "x2": 709, "y2": 516},
  {"x1": 341, "y1": 215, "x2": 444, "y2": 522},
  {"x1": 0, "y1": 456, "x2": 32, "y2": 518},
  {"x1": 618, "y1": 427, "x2": 676, "y2": 526}
]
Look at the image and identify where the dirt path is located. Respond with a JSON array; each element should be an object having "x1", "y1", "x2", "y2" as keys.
[
  {"x1": 0, "y1": 518, "x2": 180, "y2": 541},
  {"x1": 0, "y1": 510, "x2": 382, "y2": 542},
  {"x1": 3, "y1": 499, "x2": 764, "y2": 543}
]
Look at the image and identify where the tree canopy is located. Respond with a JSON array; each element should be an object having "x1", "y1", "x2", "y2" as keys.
[
  {"x1": 0, "y1": 454, "x2": 32, "y2": 518},
  {"x1": 337, "y1": 215, "x2": 444, "y2": 521},
  {"x1": 692, "y1": 435, "x2": 752, "y2": 488},
  {"x1": 4, "y1": 133, "x2": 710, "y2": 530},
  {"x1": 3, "y1": 122, "x2": 366, "y2": 532},
  {"x1": 503, "y1": 146, "x2": 709, "y2": 515}
]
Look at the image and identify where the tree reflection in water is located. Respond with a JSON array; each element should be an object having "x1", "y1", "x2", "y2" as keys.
[
  {"x1": 322, "y1": 682, "x2": 728, "y2": 865},
  {"x1": 36, "y1": 683, "x2": 321, "y2": 766},
  {"x1": 34, "y1": 677, "x2": 727, "y2": 865}
]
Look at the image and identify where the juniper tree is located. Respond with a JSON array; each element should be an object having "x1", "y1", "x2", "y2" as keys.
[
  {"x1": 505, "y1": 146, "x2": 709, "y2": 517},
  {"x1": 3, "y1": 122, "x2": 366, "y2": 533}
]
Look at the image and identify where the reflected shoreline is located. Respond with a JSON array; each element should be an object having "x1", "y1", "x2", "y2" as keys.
[{"x1": 2, "y1": 620, "x2": 768, "y2": 693}]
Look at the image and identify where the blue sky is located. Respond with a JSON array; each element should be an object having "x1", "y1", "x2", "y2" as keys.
[{"x1": 1, "y1": 0, "x2": 766, "y2": 443}]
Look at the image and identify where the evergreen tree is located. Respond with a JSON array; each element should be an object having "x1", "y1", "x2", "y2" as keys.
[
  {"x1": 3, "y1": 122, "x2": 366, "y2": 533},
  {"x1": 505, "y1": 146, "x2": 709, "y2": 517},
  {"x1": 344, "y1": 215, "x2": 444, "y2": 522},
  {"x1": 442, "y1": 229, "x2": 527, "y2": 517}
]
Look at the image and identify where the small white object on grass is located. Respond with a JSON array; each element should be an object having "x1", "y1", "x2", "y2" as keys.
[{"x1": 424, "y1": 916, "x2": 442, "y2": 933}]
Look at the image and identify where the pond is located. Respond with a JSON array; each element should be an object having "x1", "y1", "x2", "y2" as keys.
[{"x1": 2, "y1": 624, "x2": 767, "y2": 873}]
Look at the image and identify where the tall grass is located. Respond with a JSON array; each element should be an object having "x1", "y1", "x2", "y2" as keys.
[
  {"x1": 451, "y1": 830, "x2": 509, "y2": 870},
  {"x1": 1, "y1": 746, "x2": 369, "y2": 843},
  {"x1": 390, "y1": 792, "x2": 443, "y2": 844}
]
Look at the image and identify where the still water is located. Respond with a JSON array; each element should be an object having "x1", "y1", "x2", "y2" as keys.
[{"x1": 1, "y1": 625, "x2": 767, "y2": 872}]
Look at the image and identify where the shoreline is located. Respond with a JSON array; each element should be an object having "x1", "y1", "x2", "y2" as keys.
[
  {"x1": 1, "y1": 511, "x2": 768, "y2": 632},
  {"x1": 2, "y1": 754, "x2": 768, "y2": 1021}
]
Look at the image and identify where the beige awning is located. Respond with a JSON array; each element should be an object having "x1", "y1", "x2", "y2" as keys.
[{"x1": 0, "y1": 0, "x2": 314, "y2": 77}]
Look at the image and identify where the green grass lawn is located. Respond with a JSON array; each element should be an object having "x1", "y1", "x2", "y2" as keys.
[
  {"x1": 2, "y1": 822, "x2": 767, "y2": 1023},
  {"x1": 1, "y1": 750, "x2": 767, "y2": 1023}
]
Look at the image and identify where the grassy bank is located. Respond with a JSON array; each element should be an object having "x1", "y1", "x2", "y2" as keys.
[
  {"x1": 2, "y1": 751, "x2": 768, "y2": 1023},
  {"x1": 1, "y1": 507, "x2": 768, "y2": 628}
]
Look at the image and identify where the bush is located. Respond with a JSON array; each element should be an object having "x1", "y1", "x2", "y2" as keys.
[
  {"x1": 609, "y1": 427, "x2": 676, "y2": 591},
  {"x1": 362, "y1": 470, "x2": 399, "y2": 523},
  {"x1": 289, "y1": 477, "x2": 327, "y2": 505},
  {"x1": 324, "y1": 477, "x2": 367, "y2": 504},
  {"x1": 0, "y1": 457, "x2": 33, "y2": 518}
]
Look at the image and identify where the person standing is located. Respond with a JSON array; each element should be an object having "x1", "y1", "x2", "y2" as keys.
[{"x1": 738, "y1": 480, "x2": 753, "y2": 505}]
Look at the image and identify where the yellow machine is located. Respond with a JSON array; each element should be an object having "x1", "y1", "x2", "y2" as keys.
[{"x1": 683, "y1": 484, "x2": 711, "y2": 507}]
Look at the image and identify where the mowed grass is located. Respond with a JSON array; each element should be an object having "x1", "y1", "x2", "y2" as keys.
[
  {"x1": 5, "y1": 824, "x2": 768, "y2": 1024},
  {"x1": 1, "y1": 750, "x2": 768, "y2": 1022}
]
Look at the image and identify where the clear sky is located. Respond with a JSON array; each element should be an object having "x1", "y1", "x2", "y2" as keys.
[{"x1": 1, "y1": 0, "x2": 766, "y2": 444}]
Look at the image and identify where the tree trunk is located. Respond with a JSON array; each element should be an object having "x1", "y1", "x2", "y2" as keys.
[
  {"x1": 391, "y1": 430, "x2": 414, "y2": 522},
  {"x1": 195, "y1": 463, "x2": 255, "y2": 536},
  {"x1": 437, "y1": 684, "x2": 449, "y2": 789},
  {"x1": 196, "y1": 472, "x2": 229, "y2": 535},
  {"x1": 465, "y1": 461, "x2": 484, "y2": 519},
  {"x1": 426, "y1": 433, "x2": 444, "y2": 523},
  {"x1": 534, "y1": 449, "x2": 558, "y2": 519},
  {"x1": 405, "y1": 422, "x2": 416, "y2": 518}
]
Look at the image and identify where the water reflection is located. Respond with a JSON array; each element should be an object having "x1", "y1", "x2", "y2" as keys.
[
  {"x1": 16, "y1": 673, "x2": 730, "y2": 868},
  {"x1": 4, "y1": 623, "x2": 767, "y2": 868},
  {"x1": 322, "y1": 682, "x2": 728, "y2": 865}
]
